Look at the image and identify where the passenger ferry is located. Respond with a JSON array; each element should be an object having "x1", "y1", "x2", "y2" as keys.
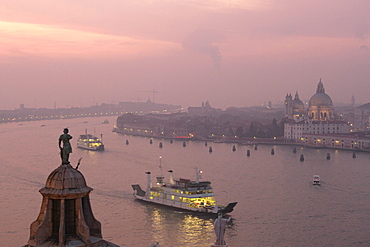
[
  {"x1": 77, "y1": 130, "x2": 105, "y2": 151},
  {"x1": 313, "y1": 175, "x2": 321, "y2": 186},
  {"x1": 132, "y1": 168, "x2": 237, "y2": 214}
]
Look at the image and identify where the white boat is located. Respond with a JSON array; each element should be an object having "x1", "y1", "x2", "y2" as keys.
[
  {"x1": 77, "y1": 130, "x2": 105, "y2": 151},
  {"x1": 313, "y1": 175, "x2": 321, "y2": 185},
  {"x1": 132, "y1": 168, "x2": 237, "y2": 214}
]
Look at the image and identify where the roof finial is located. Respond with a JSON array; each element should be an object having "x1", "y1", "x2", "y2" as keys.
[{"x1": 316, "y1": 79, "x2": 325, "y2": 93}]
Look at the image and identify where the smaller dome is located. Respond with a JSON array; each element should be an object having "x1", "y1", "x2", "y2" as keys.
[
  {"x1": 292, "y1": 92, "x2": 305, "y2": 112},
  {"x1": 293, "y1": 98, "x2": 304, "y2": 110},
  {"x1": 40, "y1": 163, "x2": 92, "y2": 197}
]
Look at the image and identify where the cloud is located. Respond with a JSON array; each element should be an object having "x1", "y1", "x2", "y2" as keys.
[
  {"x1": 0, "y1": 21, "x2": 178, "y2": 59},
  {"x1": 182, "y1": 28, "x2": 222, "y2": 69},
  {"x1": 360, "y1": 45, "x2": 368, "y2": 51}
]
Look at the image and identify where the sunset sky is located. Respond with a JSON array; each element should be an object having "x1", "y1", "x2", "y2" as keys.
[{"x1": 0, "y1": 0, "x2": 369, "y2": 110}]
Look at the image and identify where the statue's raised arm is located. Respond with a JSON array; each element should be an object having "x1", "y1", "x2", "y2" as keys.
[{"x1": 59, "y1": 128, "x2": 73, "y2": 164}]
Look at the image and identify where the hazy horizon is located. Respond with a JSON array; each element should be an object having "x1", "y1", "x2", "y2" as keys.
[{"x1": 0, "y1": 1, "x2": 369, "y2": 110}]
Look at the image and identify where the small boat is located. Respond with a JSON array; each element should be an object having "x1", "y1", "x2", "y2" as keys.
[
  {"x1": 77, "y1": 130, "x2": 105, "y2": 151},
  {"x1": 313, "y1": 175, "x2": 321, "y2": 186},
  {"x1": 132, "y1": 168, "x2": 237, "y2": 214}
]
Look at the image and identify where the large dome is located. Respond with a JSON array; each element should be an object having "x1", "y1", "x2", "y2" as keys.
[
  {"x1": 308, "y1": 80, "x2": 333, "y2": 107},
  {"x1": 40, "y1": 163, "x2": 92, "y2": 197},
  {"x1": 309, "y1": 93, "x2": 333, "y2": 107}
]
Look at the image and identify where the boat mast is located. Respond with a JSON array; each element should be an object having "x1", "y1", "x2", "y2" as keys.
[
  {"x1": 155, "y1": 156, "x2": 165, "y2": 186},
  {"x1": 85, "y1": 129, "x2": 89, "y2": 146},
  {"x1": 159, "y1": 156, "x2": 163, "y2": 177},
  {"x1": 196, "y1": 167, "x2": 202, "y2": 183}
]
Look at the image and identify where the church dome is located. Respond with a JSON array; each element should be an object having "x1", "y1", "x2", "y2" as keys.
[
  {"x1": 292, "y1": 92, "x2": 305, "y2": 115},
  {"x1": 293, "y1": 96, "x2": 304, "y2": 110},
  {"x1": 40, "y1": 163, "x2": 92, "y2": 197},
  {"x1": 308, "y1": 80, "x2": 333, "y2": 107},
  {"x1": 309, "y1": 93, "x2": 333, "y2": 107}
]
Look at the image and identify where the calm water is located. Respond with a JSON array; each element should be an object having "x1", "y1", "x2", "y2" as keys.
[{"x1": 1, "y1": 117, "x2": 370, "y2": 246}]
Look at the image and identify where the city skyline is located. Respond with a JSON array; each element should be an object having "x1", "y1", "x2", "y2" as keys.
[{"x1": 0, "y1": 1, "x2": 369, "y2": 110}]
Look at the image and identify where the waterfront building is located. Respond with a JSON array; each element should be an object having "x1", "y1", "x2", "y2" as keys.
[
  {"x1": 300, "y1": 132, "x2": 370, "y2": 150},
  {"x1": 284, "y1": 119, "x2": 351, "y2": 140},
  {"x1": 284, "y1": 79, "x2": 351, "y2": 141},
  {"x1": 114, "y1": 112, "x2": 194, "y2": 138},
  {"x1": 115, "y1": 113, "x2": 165, "y2": 136},
  {"x1": 188, "y1": 101, "x2": 222, "y2": 117},
  {"x1": 354, "y1": 102, "x2": 370, "y2": 130}
]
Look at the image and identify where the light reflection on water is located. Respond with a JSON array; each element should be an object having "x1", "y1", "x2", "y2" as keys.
[
  {"x1": 1, "y1": 117, "x2": 370, "y2": 246},
  {"x1": 144, "y1": 205, "x2": 215, "y2": 246}
]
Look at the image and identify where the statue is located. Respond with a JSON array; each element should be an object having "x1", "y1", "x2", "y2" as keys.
[
  {"x1": 212, "y1": 213, "x2": 230, "y2": 247},
  {"x1": 59, "y1": 128, "x2": 72, "y2": 164}
]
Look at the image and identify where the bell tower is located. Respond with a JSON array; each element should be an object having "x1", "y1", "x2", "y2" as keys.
[{"x1": 285, "y1": 93, "x2": 293, "y2": 119}]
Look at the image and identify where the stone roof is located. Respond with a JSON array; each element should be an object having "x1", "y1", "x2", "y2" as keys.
[
  {"x1": 356, "y1": 102, "x2": 370, "y2": 110},
  {"x1": 39, "y1": 163, "x2": 92, "y2": 197}
]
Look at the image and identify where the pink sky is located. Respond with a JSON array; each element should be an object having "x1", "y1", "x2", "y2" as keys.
[{"x1": 0, "y1": 0, "x2": 369, "y2": 110}]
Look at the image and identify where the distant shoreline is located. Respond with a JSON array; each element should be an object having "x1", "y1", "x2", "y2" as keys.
[{"x1": 113, "y1": 130, "x2": 370, "y2": 153}]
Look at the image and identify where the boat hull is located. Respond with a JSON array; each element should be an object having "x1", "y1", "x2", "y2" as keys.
[
  {"x1": 134, "y1": 194, "x2": 220, "y2": 214},
  {"x1": 77, "y1": 144, "x2": 105, "y2": 151}
]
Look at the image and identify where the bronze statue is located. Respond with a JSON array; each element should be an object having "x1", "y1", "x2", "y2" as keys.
[{"x1": 59, "y1": 128, "x2": 73, "y2": 164}]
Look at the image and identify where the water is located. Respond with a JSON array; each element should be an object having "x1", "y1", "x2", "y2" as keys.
[{"x1": 1, "y1": 117, "x2": 370, "y2": 246}]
